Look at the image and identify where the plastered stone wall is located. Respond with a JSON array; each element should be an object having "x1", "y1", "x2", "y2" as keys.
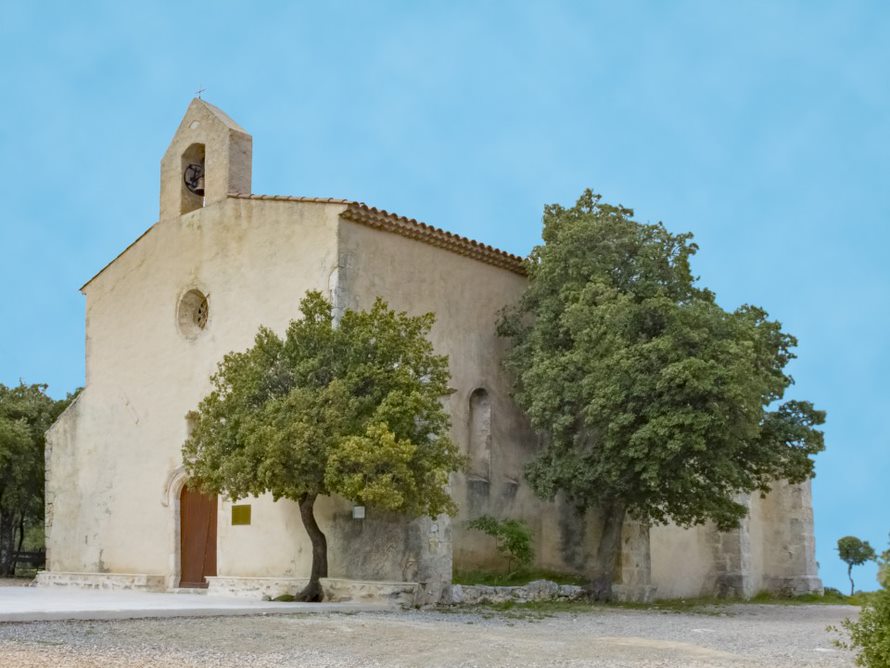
[
  {"x1": 336, "y1": 219, "x2": 529, "y2": 591},
  {"x1": 650, "y1": 523, "x2": 714, "y2": 599},
  {"x1": 758, "y1": 480, "x2": 822, "y2": 595},
  {"x1": 46, "y1": 195, "x2": 344, "y2": 580},
  {"x1": 337, "y1": 219, "x2": 655, "y2": 594},
  {"x1": 650, "y1": 484, "x2": 823, "y2": 600}
]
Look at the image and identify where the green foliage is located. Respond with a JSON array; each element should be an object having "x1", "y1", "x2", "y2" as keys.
[
  {"x1": 480, "y1": 597, "x2": 730, "y2": 616},
  {"x1": 876, "y1": 534, "x2": 890, "y2": 589},
  {"x1": 466, "y1": 515, "x2": 533, "y2": 573},
  {"x1": 838, "y1": 536, "x2": 877, "y2": 568},
  {"x1": 752, "y1": 589, "x2": 875, "y2": 606},
  {"x1": 835, "y1": 588, "x2": 890, "y2": 667},
  {"x1": 837, "y1": 536, "x2": 877, "y2": 595},
  {"x1": 0, "y1": 383, "x2": 76, "y2": 575},
  {"x1": 183, "y1": 290, "x2": 463, "y2": 517},
  {"x1": 498, "y1": 190, "x2": 825, "y2": 535}
]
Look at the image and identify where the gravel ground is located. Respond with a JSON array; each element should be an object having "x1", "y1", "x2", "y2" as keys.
[{"x1": 0, "y1": 603, "x2": 859, "y2": 667}]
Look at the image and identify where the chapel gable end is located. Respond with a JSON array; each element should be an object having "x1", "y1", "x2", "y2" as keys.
[{"x1": 159, "y1": 98, "x2": 252, "y2": 221}]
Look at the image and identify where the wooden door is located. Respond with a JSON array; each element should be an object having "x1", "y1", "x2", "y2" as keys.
[{"x1": 179, "y1": 485, "x2": 217, "y2": 587}]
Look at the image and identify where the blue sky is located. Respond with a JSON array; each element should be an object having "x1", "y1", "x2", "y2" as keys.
[{"x1": 1, "y1": 1, "x2": 887, "y2": 593}]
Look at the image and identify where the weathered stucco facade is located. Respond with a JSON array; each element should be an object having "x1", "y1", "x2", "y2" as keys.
[{"x1": 41, "y1": 100, "x2": 822, "y2": 602}]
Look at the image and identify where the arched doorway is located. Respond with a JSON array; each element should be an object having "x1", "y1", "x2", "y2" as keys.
[{"x1": 179, "y1": 484, "x2": 217, "y2": 587}]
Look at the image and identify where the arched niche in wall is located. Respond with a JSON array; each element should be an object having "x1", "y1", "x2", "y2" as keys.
[{"x1": 468, "y1": 388, "x2": 492, "y2": 482}]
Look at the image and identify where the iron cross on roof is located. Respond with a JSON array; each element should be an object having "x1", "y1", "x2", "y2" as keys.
[{"x1": 195, "y1": 86, "x2": 206, "y2": 99}]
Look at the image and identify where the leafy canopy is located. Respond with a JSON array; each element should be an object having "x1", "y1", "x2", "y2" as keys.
[
  {"x1": 838, "y1": 536, "x2": 877, "y2": 568},
  {"x1": 0, "y1": 383, "x2": 72, "y2": 520},
  {"x1": 466, "y1": 515, "x2": 533, "y2": 573},
  {"x1": 878, "y1": 535, "x2": 890, "y2": 589},
  {"x1": 183, "y1": 291, "x2": 463, "y2": 517},
  {"x1": 498, "y1": 190, "x2": 825, "y2": 530},
  {"x1": 0, "y1": 383, "x2": 76, "y2": 574}
]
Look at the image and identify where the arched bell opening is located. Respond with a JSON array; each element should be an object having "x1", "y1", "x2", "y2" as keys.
[{"x1": 180, "y1": 143, "x2": 206, "y2": 214}]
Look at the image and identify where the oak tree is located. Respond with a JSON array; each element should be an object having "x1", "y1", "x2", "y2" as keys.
[
  {"x1": 183, "y1": 292, "x2": 463, "y2": 601},
  {"x1": 498, "y1": 190, "x2": 825, "y2": 600},
  {"x1": 0, "y1": 383, "x2": 75, "y2": 576}
]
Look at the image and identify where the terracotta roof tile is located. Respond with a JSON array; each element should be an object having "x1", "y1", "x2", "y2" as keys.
[{"x1": 229, "y1": 193, "x2": 351, "y2": 205}]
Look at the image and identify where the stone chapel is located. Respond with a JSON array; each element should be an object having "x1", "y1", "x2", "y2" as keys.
[{"x1": 40, "y1": 100, "x2": 823, "y2": 603}]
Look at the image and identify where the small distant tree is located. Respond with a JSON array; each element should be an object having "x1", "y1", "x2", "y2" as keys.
[
  {"x1": 183, "y1": 292, "x2": 464, "y2": 601},
  {"x1": 498, "y1": 190, "x2": 826, "y2": 600},
  {"x1": 467, "y1": 515, "x2": 533, "y2": 574},
  {"x1": 0, "y1": 384, "x2": 76, "y2": 575},
  {"x1": 837, "y1": 536, "x2": 876, "y2": 596}
]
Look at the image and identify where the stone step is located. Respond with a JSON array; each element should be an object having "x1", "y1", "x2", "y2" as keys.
[{"x1": 168, "y1": 588, "x2": 209, "y2": 595}]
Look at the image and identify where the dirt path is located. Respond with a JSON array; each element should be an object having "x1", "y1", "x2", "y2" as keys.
[{"x1": 0, "y1": 603, "x2": 859, "y2": 667}]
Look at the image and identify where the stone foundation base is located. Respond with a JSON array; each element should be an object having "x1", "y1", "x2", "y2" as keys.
[
  {"x1": 447, "y1": 580, "x2": 582, "y2": 605},
  {"x1": 714, "y1": 574, "x2": 754, "y2": 599},
  {"x1": 36, "y1": 571, "x2": 166, "y2": 592},
  {"x1": 445, "y1": 580, "x2": 657, "y2": 605},
  {"x1": 612, "y1": 583, "x2": 658, "y2": 603},
  {"x1": 763, "y1": 575, "x2": 824, "y2": 597},
  {"x1": 206, "y1": 576, "x2": 418, "y2": 606},
  {"x1": 35, "y1": 572, "x2": 665, "y2": 606}
]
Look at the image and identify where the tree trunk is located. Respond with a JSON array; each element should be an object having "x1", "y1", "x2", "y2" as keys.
[
  {"x1": 585, "y1": 501, "x2": 626, "y2": 602},
  {"x1": 295, "y1": 494, "x2": 328, "y2": 602},
  {"x1": 848, "y1": 564, "x2": 854, "y2": 596},
  {"x1": 0, "y1": 512, "x2": 15, "y2": 577},
  {"x1": 16, "y1": 515, "x2": 25, "y2": 556}
]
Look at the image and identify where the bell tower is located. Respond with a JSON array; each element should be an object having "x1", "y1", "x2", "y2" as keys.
[{"x1": 159, "y1": 99, "x2": 252, "y2": 221}]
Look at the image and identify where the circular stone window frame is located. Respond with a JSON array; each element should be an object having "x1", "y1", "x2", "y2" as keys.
[{"x1": 176, "y1": 287, "x2": 211, "y2": 339}]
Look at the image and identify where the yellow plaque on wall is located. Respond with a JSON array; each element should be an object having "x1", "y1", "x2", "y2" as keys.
[{"x1": 231, "y1": 504, "x2": 252, "y2": 526}]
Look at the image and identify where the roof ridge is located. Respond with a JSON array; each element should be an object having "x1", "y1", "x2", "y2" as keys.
[
  {"x1": 229, "y1": 193, "x2": 527, "y2": 276},
  {"x1": 193, "y1": 99, "x2": 250, "y2": 135},
  {"x1": 229, "y1": 192, "x2": 353, "y2": 205}
]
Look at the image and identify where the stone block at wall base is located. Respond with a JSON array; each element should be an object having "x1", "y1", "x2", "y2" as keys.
[
  {"x1": 413, "y1": 581, "x2": 450, "y2": 607},
  {"x1": 763, "y1": 575, "x2": 824, "y2": 597},
  {"x1": 445, "y1": 580, "x2": 658, "y2": 605},
  {"x1": 714, "y1": 574, "x2": 754, "y2": 599},
  {"x1": 612, "y1": 583, "x2": 658, "y2": 604},
  {"x1": 36, "y1": 571, "x2": 166, "y2": 592},
  {"x1": 205, "y1": 576, "x2": 418, "y2": 606},
  {"x1": 446, "y1": 580, "x2": 583, "y2": 605}
]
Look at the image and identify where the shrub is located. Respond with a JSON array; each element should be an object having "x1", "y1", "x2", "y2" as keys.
[
  {"x1": 877, "y1": 536, "x2": 889, "y2": 589},
  {"x1": 835, "y1": 588, "x2": 890, "y2": 667},
  {"x1": 466, "y1": 515, "x2": 533, "y2": 573}
]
